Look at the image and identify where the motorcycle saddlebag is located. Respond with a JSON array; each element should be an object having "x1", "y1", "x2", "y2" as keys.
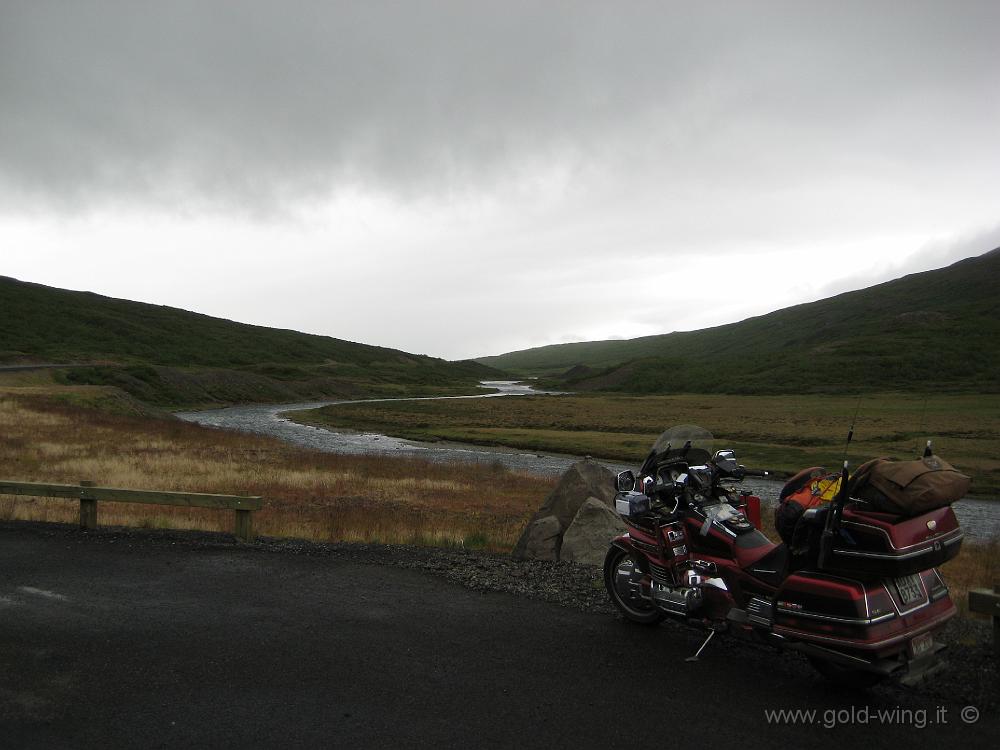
[
  {"x1": 774, "y1": 571, "x2": 877, "y2": 637},
  {"x1": 820, "y1": 504, "x2": 963, "y2": 578},
  {"x1": 773, "y1": 569, "x2": 953, "y2": 652}
]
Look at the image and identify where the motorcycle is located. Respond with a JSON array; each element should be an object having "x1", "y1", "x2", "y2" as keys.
[{"x1": 604, "y1": 425, "x2": 962, "y2": 687}]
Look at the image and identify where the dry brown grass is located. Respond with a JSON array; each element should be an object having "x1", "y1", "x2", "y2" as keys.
[
  {"x1": 940, "y1": 540, "x2": 999, "y2": 617},
  {"x1": 0, "y1": 388, "x2": 553, "y2": 550}
]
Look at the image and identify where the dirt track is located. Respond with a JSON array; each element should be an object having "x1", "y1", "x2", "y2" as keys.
[{"x1": 1, "y1": 523, "x2": 996, "y2": 749}]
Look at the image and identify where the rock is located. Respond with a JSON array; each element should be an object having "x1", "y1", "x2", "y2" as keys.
[
  {"x1": 560, "y1": 498, "x2": 627, "y2": 566},
  {"x1": 517, "y1": 515, "x2": 563, "y2": 562},
  {"x1": 512, "y1": 459, "x2": 616, "y2": 560},
  {"x1": 534, "y1": 459, "x2": 617, "y2": 530}
]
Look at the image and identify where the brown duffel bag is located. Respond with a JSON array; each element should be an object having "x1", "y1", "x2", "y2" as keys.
[{"x1": 849, "y1": 454, "x2": 971, "y2": 516}]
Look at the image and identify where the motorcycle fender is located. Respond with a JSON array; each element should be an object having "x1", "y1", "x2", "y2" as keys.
[{"x1": 608, "y1": 536, "x2": 650, "y2": 574}]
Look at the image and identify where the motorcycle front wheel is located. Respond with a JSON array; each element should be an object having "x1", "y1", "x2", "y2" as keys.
[{"x1": 604, "y1": 546, "x2": 664, "y2": 625}]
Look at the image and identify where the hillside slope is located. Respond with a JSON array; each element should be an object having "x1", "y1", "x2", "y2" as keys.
[
  {"x1": 0, "y1": 277, "x2": 498, "y2": 406},
  {"x1": 478, "y1": 248, "x2": 1000, "y2": 394}
]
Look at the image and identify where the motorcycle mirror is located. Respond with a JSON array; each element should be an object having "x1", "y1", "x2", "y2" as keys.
[
  {"x1": 713, "y1": 449, "x2": 739, "y2": 474},
  {"x1": 615, "y1": 470, "x2": 636, "y2": 493}
]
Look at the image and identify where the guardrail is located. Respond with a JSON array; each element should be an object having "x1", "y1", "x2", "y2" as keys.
[
  {"x1": 969, "y1": 585, "x2": 1000, "y2": 660},
  {"x1": 0, "y1": 479, "x2": 263, "y2": 542}
]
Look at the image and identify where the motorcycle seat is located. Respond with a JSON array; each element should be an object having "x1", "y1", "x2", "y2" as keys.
[
  {"x1": 733, "y1": 531, "x2": 789, "y2": 587},
  {"x1": 733, "y1": 529, "x2": 779, "y2": 567}
]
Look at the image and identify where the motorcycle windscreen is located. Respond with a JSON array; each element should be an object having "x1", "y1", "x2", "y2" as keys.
[{"x1": 648, "y1": 425, "x2": 714, "y2": 467}]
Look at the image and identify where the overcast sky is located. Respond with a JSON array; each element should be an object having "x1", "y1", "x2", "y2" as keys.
[{"x1": 2, "y1": 1, "x2": 998, "y2": 360}]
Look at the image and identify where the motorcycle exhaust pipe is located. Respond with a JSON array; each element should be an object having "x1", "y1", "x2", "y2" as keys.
[{"x1": 652, "y1": 583, "x2": 702, "y2": 614}]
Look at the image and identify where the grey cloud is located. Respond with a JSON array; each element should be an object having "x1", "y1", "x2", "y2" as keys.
[
  {"x1": 3, "y1": 2, "x2": 999, "y2": 360},
  {"x1": 2, "y1": 1, "x2": 999, "y2": 213},
  {"x1": 817, "y1": 223, "x2": 1000, "y2": 299}
]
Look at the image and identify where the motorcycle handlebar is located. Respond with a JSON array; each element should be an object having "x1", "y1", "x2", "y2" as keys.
[{"x1": 741, "y1": 469, "x2": 768, "y2": 478}]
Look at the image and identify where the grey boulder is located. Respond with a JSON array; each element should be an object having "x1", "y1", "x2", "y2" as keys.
[
  {"x1": 517, "y1": 515, "x2": 563, "y2": 561},
  {"x1": 560, "y1": 497, "x2": 627, "y2": 566},
  {"x1": 512, "y1": 459, "x2": 616, "y2": 560}
]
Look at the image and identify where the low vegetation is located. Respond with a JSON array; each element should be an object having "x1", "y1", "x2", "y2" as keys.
[
  {"x1": 49, "y1": 361, "x2": 496, "y2": 409},
  {"x1": 478, "y1": 248, "x2": 1000, "y2": 395},
  {"x1": 0, "y1": 275, "x2": 499, "y2": 407},
  {"x1": 0, "y1": 388, "x2": 552, "y2": 551},
  {"x1": 291, "y1": 391, "x2": 1000, "y2": 495}
]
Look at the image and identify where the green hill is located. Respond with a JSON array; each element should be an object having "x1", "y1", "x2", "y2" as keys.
[
  {"x1": 0, "y1": 276, "x2": 499, "y2": 406},
  {"x1": 477, "y1": 248, "x2": 1000, "y2": 394}
]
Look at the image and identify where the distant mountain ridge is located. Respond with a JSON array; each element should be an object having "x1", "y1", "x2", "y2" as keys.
[
  {"x1": 477, "y1": 248, "x2": 1000, "y2": 394},
  {"x1": 0, "y1": 276, "x2": 498, "y2": 406}
]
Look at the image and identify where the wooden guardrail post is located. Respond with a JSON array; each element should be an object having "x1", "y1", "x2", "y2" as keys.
[
  {"x1": 969, "y1": 584, "x2": 1000, "y2": 660},
  {"x1": 234, "y1": 509, "x2": 254, "y2": 543},
  {"x1": 79, "y1": 480, "x2": 97, "y2": 530}
]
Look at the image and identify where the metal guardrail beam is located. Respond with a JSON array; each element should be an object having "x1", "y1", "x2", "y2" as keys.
[
  {"x1": 0, "y1": 479, "x2": 262, "y2": 542},
  {"x1": 969, "y1": 585, "x2": 1000, "y2": 660}
]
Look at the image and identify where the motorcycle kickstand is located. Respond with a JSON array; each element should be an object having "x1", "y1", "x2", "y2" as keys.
[{"x1": 685, "y1": 630, "x2": 716, "y2": 663}]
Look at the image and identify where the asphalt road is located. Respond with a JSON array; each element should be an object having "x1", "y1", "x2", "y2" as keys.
[{"x1": 1, "y1": 526, "x2": 995, "y2": 749}]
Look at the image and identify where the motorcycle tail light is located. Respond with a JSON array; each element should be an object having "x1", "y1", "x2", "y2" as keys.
[
  {"x1": 924, "y1": 569, "x2": 949, "y2": 601},
  {"x1": 867, "y1": 587, "x2": 895, "y2": 619}
]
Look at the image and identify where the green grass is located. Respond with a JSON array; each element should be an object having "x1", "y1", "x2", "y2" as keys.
[
  {"x1": 0, "y1": 276, "x2": 500, "y2": 407},
  {"x1": 289, "y1": 392, "x2": 1000, "y2": 495},
  {"x1": 47, "y1": 362, "x2": 496, "y2": 409},
  {"x1": 477, "y1": 248, "x2": 1000, "y2": 395},
  {"x1": 13, "y1": 384, "x2": 172, "y2": 418}
]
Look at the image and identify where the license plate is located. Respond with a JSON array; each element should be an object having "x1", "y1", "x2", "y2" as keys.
[
  {"x1": 910, "y1": 632, "x2": 934, "y2": 659},
  {"x1": 895, "y1": 574, "x2": 924, "y2": 605}
]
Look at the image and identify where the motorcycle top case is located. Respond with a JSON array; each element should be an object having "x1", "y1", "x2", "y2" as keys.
[
  {"x1": 821, "y1": 503, "x2": 962, "y2": 578},
  {"x1": 615, "y1": 491, "x2": 650, "y2": 519}
]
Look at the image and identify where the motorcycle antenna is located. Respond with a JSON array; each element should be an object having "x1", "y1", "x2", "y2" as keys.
[
  {"x1": 914, "y1": 396, "x2": 929, "y2": 456},
  {"x1": 820, "y1": 394, "x2": 863, "y2": 564},
  {"x1": 841, "y1": 394, "x2": 862, "y2": 464}
]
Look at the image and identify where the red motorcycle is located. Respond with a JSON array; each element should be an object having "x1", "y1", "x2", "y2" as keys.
[{"x1": 604, "y1": 425, "x2": 962, "y2": 687}]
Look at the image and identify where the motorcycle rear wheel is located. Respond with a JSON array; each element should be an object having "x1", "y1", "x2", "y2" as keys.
[
  {"x1": 808, "y1": 657, "x2": 886, "y2": 688},
  {"x1": 604, "y1": 546, "x2": 664, "y2": 625}
]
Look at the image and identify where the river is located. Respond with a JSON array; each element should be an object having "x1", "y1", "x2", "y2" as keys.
[{"x1": 176, "y1": 381, "x2": 999, "y2": 539}]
